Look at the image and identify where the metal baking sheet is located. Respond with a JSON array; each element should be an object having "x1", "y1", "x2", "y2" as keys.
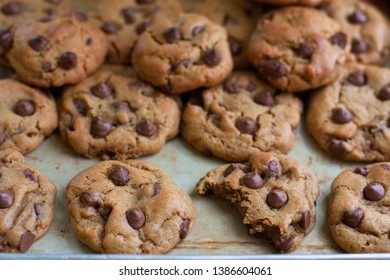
[{"x1": 2, "y1": 0, "x2": 390, "y2": 259}]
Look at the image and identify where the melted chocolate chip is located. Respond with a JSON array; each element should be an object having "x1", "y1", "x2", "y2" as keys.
[
  {"x1": 351, "y1": 38, "x2": 368, "y2": 54},
  {"x1": 246, "y1": 80, "x2": 256, "y2": 92},
  {"x1": 227, "y1": 37, "x2": 242, "y2": 56},
  {"x1": 272, "y1": 233, "x2": 294, "y2": 252},
  {"x1": 91, "y1": 116, "x2": 111, "y2": 138},
  {"x1": 19, "y1": 231, "x2": 35, "y2": 253},
  {"x1": 343, "y1": 208, "x2": 363, "y2": 228},
  {"x1": 224, "y1": 77, "x2": 241, "y2": 93},
  {"x1": 42, "y1": 61, "x2": 52, "y2": 72},
  {"x1": 122, "y1": 7, "x2": 136, "y2": 24},
  {"x1": 363, "y1": 182, "x2": 385, "y2": 201},
  {"x1": 328, "y1": 139, "x2": 348, "y2": 157},
  {"x1": 163, "y1": 27, "x2": 182, "y2": 44},
  {"x1": 172, "y1": 59, "x2": 191, "y2": 71},
  {"x1": 236, "y1": 117, "x2": 257, "y2": 135},
  {"x1": 91, "y1": 82, "x2": 112, "y2": 99},
  {"x1": 79, "y1": 190, "x2": 101, "y2": 208},
  {"x1": 377, "y1": 85, "x2": 390, "y2": 101},
  {"x1": 112, "y1": 101, "x2": 132, "y2": 111},
  {"x1": 347, "y1": 71, "x2": 367, "y2": 86},
  {"x1": 23, "y1": 168, "x2": 36, "y2": 182},
  {"x1": 179, "y1": 220, "x2": 190, "y2": 239},
  {"x1": 152, "y1": 184, "x2": 161, "y2": 197},
  {"x1": 353, "y1": 167, "x2": 367, "y2": 176},
  {"x1": 0, "y1": 132, "x2": 5, "y2": 145},
  {"x1": 2, "y1": 2, "x2": 21, "y2": 15},
  {"x1": 73, "y1": 98, "x2": 88, "y2": 115},
  {"x1": 348, "y1": 10, "x2": 368, "y2": 24},
  {"x1": 254, "y1": 91, "x2": 275, "y2": 107},
  {"x1": 136, "y1": 21, "x2": 149, "y2": 35},
  {"x1": 223, "y1": 164, "x2": 242, "y2": 177},
  {"x1": 108, "y1": 166, "x2": 130, "y2": 186},
  {"x1": 265, "y1": 160, "x2": 281, "y2": 178},
  {"x1": 191, "y1": 26, "x2": 204, "y2": 37},
  {"x1": 259, "y1": 59, "x2": 287, "y2": 78},
  {"x1": 243, "y1": 172, "x2": 263, "y2": 189},
  {"x1": 203, "y1": 49, "x2": 221, "y2": 67},
  {"x1": 330, "y1": 32, "x2": 347, "y2": 49},
  {"x1": 126, "y1": 207, "x2": 145, "y2": 229},
  {"x1": 297, "y1": 43, "x2": 314, "y2": 59},
  {"x1": 14, "y1": 100, "x2": 35, "y2": 116},
  {"x1": 0, "y1": 30, "x2": 12, "y2": 51},
  {"x1": 331, "y1": 107, "x2": 352, "y2": 124},
  {"x1": 34, "y1": 203, "x2": 44, "y2": 216},
  {"x1": 28, "y1": 36, "x2": 49, "y2": 52},
  {"x1": 58, "y1": 52, "x2": 77, "y2": 70},
  {"x1": 266, "y1": 189, "x2": 288, "y2": 209},
  {"x1": 101, "y1": 22, "x2": 121, "y2": 34},
  {"x1": 0, "y1": 191, "x2": 14, "y2": 208},
  {"x1": 299, "y1": 211, "x2": 311, "y2": 230},
  {"x1": 136, "y1": 119, "x2": 157, "y2": 137},
  {"x1": 97, "y1": 206, "x2": 111, "y2": 221}
]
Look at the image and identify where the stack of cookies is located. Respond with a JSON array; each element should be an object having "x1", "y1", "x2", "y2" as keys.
[{"x1": 1, "y1": 0, "x2": 389, "y2": 254}]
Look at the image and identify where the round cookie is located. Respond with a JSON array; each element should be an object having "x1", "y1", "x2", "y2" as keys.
[
  {"x1": 318, "y1": 0, "x2": 390, "y2": 65},
  {"x1": 0, "y1": 79, "x2": 58, "y2": 155},
  {"x1": 251, "y1": 0, "x2": 323, "y2": 6},
  {"x1": 306, "y1": 63, "x2": 390, "y2": 162},
  {"x1": 247, "y1": 6, "x2": 349, "y2": 92},
  {"x1": 66, "y1": 159, "x2": 196, "y2": 254},
  {"x1": 132, "y1": 12, "x2": 233, "y2": 95},
  {"x1": 88, "y1": 0, "x2": 182, "y2": 64},
  {"x1": 181, "y1": 71, "x2": 302, "y2": 163},
  {"x1": 196, "y1": 152, "x2": 319, "y2": 253},
  {"x1": 0, "y1": 148, "x2": 57, "y2": 253},
  {"x1": 193, "y1": 0, "x2": 263, "y2": 70},
  {"x1": 58, "y1": 68, "x2": 181, "y2": 160},
  {"x1": 6, "y1": 12, "x2": 109, "y2": 88},
  {"x1": 329, "y1": 163, "x2": 390, "y2": 253}
]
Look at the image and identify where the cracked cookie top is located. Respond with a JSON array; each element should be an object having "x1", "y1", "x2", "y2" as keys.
[
  {"x1": 247, "y1": 6, "x2": 349, "y2": 92},
  {"x1": 181, "y1": 71, "x2": 302, "y2": 162},
  {"x1": 131, "y1": 12, "x2": 233, "y2": 95},
  {"x1": 329, "y1": 162, "x2": 390, "y2": 253},
  {"x1": 306, "y1": 63, "x2": 390, "y2": 162},
  {"x1": 58, "y1": 67, "x2": 181, "y2": 160},
  {"x1": 66, "y1": 159, "x2": 196, "y2": 254}
]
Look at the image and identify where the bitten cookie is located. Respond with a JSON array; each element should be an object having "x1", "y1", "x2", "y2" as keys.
[
  {"x1": 0, "y1": 148, "x2": 57, "y2": 253},
  {"x1": 88, "y1": 0, "x2": 182, "y2": 64},
  {"x1": 66, "y1": 160, "x2": 196, "y2": 254},
  {"x1": 0, "y1": 79, "x2": 58, "y2": 155},
  {"x1": 318, "y1": 0, "x2": 390, "y2": 65},
  {"x1": 58, "y1": 68, "x2": 181, "y2": 160},
  {"x1": 193, "y1": 0, "x2": 263, "y2": 69},
  {"x1": 251, "y1": 0, "x2": 323, "y2": 6},
  {"x1": 6, "y1": 12, "x2": 108, "y2": 88},
  {"x1": 181, "y1": 72, "x2": 302, "y2": 162},
  {"x1": 306, "y1": 63, "x2": 390, "y2": 162},
  {"x1": 247, "y1": 6, "x2": 349, "y2": 92},
  {"x1": 132, "y1": 12, "x2": 233, "y2": 94},
  {"x1": 329, "y1": 163, "x2": 390, "y2": 253},
  {"x1": 196, "y1": 152, "x2": 319, "y2": 253}
]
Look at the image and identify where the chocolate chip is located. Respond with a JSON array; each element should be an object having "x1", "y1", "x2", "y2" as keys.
[
  {"x1": 330, "y1": 32, "x2": 347, "y2": 49},
  {"x1": 179, "y1": 220, "x2": 190, "y2": 239},
  {"x1": 97, "y1": 206, "x2": 111, "y2": 221},
  {"x1": 0, "y1": 191, "x2": 14, "y2": 209},
  {"x1": 202, "y1": 49, "x2": 221, "y2": 67},
  {"x1": 73, "y1": 98, "x2": 87, "y2": 115},
  {"x1": 79, "y1": 190, "x2": 101, "y2": 208},
  {"x1": 246, "y1": 80, "x2": 256, "y2": 92},
  {"x1": 347, "y1": 71, "x2": 367, "y2": 86},
  {"x1": 353, "y1": 167, "x2": 367, "y2": 176},
  {"x1": 91, "y1": 82, "x2": 112, "y2": 99},
  {"x1": 14, "y1": 100, "x2": 35, "y2": 116},
  {"x1": 254, "y1": 91, "x2": 275, "y2": 107},
  {"x1": 351, "y1": 38, "x2": 368, "y2": 54},
  {"x1": 122, "y1": 7, "x2": 136, "y2": 24},
  {"x1": 172, "y1": 59, "x2": 191, "y2": 71},
  {"x1": 227, "y1": 37, "x2": 242, "y2": 56},
  {"x1": 265, "y1": 160, "x2": 281, "y2": 178},
  {"x1": 163, "y1": 27, "x2": 182, "y2": 44},
  {"x1": 136, "y1": 21, "x2": 149, "y2": 35},
  {"x1": 91, "y1": 116, "x2": 111, "y2": 138},
  {"x1": 331, "y1": 107, "x2": 352, "y2": 124},
  {"x1": 243, "y1": 172, "x2": 263, "y2": 189},
  {"x1": 1, "y1": 2, "x2": 21, "y2": 15},
  {"x1": 236, "y1": 117, "x2": 257, "y2": 135},
  {"x1": 136, "y1": 0, "x2": 155, "y2": 3},
  {"x1": 126, "y1": 207, "x2": 145, "y2": 229},
  {"x1": 108, "y1": 166, "x2": 130, "y2": 186},
  {"x1": 272, "y1": 233, "x2": 294, "y2": 252},
  {"x1": 224, "y1": 164, "x2": 242, "y2": 177},
  {"x1": 363, "y1": 182, "x2": 385, "y2": 201},
  {"x1": 86, "y1": 38, "x2": 92, "y2": 45},
  {"x1": 317, "y1": 5, "x2": 329, "y2": 16},
  {"x1": 259, "y1": 59, "x2": 287, "y2": 78},
  {"x1": 0, "y1": 30, "x2": 12, "y2": 51},
  {"x1": 58, "y1": 52, "x2": 77, "y2": 70},
  {"x1": 28, "y1": 36, "x2": 49, "y2": 51},
  {"x1": 328, "y1": 139, "x2": 348, "y2": 157},
  {"x1": 377, "y1": 85, "x2": 390, "y2": 101},
  {"x1": 112, "y1": 101, "x2": 132, "y2": 111},
  {"x1": 343, "y1": 208, "x2": 364, "y2": 228},
  {"x1": 136, "y1": 119, "x2": 157, "y2": 137},
  {"x1": 42, "y1": 61, "x2": 52, "y2": 72},
  {"x1": 101, "y1": 22, "x2": 121, "y2": 34},
  {"x1": 297, "y1": 43, "x2": 314, "y2": 59},
  {"x1": 224, "y1": 77, "x2": 241, "y2": 93},
  {"x1": 348, "y1": 10, "x2": 368, "y2": 24},
  {"x1": 299, "y1": 211, "x2": 311, "y2": 230},
  {"x1": 0, "y1": 132, "x2": 5, "y2": 145},
  {"x1": 19, "y1": 231, "x2": 35, "y2": 253},
  {"x1": 34, "y1": 203, "x2": 44, "y2": 216},
  {"x1": 74, "y1": 11, "x2": 87, "y2": 22},
  {"x1": 152, "y1": 184, "x2": 161, "y2": 197},
  {"x1": 23, "y1": 168, "x2": 36, "y2": 182},
  {"x1": 266, "y1": 189, "x2": 288, "y2": 209},
  {"x1": 191, "y1": 26, "x2": 204, "y2": 37}
]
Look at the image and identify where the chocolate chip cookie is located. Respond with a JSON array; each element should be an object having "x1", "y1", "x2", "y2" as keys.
[
  {"x1": 88, "y1": 0, "x2": 182, "y2": 64},
  {"x1": 6, "y1": 12, "x2": 108, "y2": 88},
  {"x1": 181, "y1": 71, "x2": 302, "y2": 162},
  {"x1": 329, "y1": 163, "x2": 390, "y2": 253},
  {"x1": 66, "y1": 159, "x2": 196, "y2": 254},
  {"x1": 196, "y1": 152, "x2": 319, "y2": 253},
  {"x1": 0, "y1": 148, "x2": 57, "y2": 253},
  {"x1": 306, "y1": 63, "x2": 390, "y2": 162},
  {"x1": 132, "y1": 12, "x2": 233, "y2": 94},
  {"x1": 318, "y1": 0, "x2": 390, "y2": 65},
  {"x1": 58, "y1": 68, "x2": 181, "y2": 160},
  {"x1": 251, "y1": 0, "x2": 323, "y2": 5},
  {"x1": 247, "y1": 6, "x2": 349, "y2": 92},
  {"x1": 193, "y1": 0, "x2": 263, "y2": 70},
  {"x1": 0, "y1": 79, "x2": 58, "y2": 154}
]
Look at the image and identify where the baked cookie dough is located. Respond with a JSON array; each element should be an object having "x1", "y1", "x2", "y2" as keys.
[
  {"x1": 0, "y1": 148, "x2": 57, "y2": 253},
  {"x1": 66, "y1": 159, "x2": 196, "y2": 254},
  {"x1": 329, "y1": 163, "x2": 390, "y2": 253},
  {"x1": 196, "y1": 152, "x2": 319, "y2": 253},
  {"x1": 251, "y1": 0, "x2": 323, "y2": 6}
]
